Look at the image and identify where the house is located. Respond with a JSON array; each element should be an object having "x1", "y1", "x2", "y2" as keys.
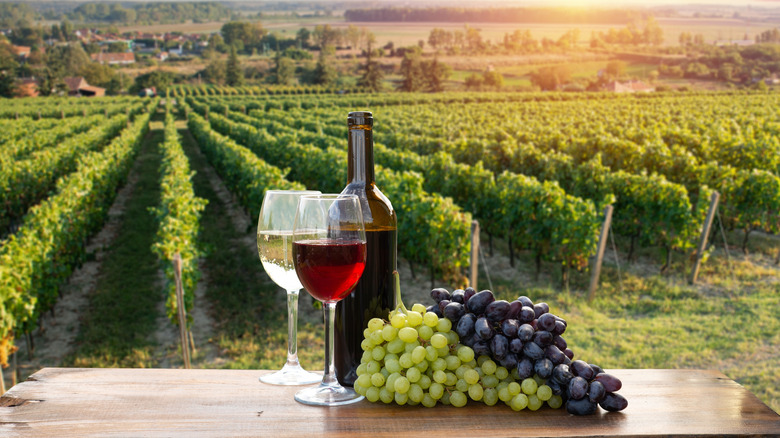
[
  {"x1": 12, "y1": 45, "x2": 30, "y2": 60},
  {"x1": 90, "y1": 52, "x2": 135, "y2": 65},
  {"x1": 15, "y1": 78, "x2": 39, "y2": 97},
  {"x1": 156, "y1": 51, "x2": 169, "y2": 61},
  {"x1": 63, "y1": 77, "x2": 105, "y2": 97},
  {"x1": 605, "y1": 80, "x2": 655, "y2": 93}
]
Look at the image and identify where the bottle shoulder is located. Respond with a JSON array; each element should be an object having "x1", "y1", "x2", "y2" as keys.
[{"x1": 342, "y1": 182, "x2": 396, "y2": 230}]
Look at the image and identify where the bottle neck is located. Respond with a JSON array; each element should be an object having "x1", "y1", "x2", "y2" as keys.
[{"x1": 347, "y1": 125, "x2": 375, "y2": 184}]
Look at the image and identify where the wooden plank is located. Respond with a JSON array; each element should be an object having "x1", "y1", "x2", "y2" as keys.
[
  {"x1": 470, "y1": 220, "x2": 480, "y2": 288},
  {"x1": 690, "y1": 192, "x2": 720, "y2": 284},
  {"x1": 588, "y1": 205, "x2": 614, "y2": 301},
  {"x1": 1, "y1": 368, "x2": 778, "y2": 437}
]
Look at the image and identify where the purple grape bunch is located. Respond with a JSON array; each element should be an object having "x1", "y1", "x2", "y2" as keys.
[{"x1": 428, "y1": 287, "x2": 628, "y2": 415}]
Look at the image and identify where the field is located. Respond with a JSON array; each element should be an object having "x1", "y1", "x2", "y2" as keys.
[{"x1": 0, "y1": 90, "x2": 777, "y2": 415}]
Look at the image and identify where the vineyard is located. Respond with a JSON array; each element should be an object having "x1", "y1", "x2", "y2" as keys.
[{"x1": 0, "y1": 90, "x2": 778, "y2": 413}]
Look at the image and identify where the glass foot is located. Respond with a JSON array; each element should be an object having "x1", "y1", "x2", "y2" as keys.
[
  {"x1": 295, "y1": 383, "x2": 365, "y2": 406},
  {"x1": 259, "y1": 363, "x2": 322, "y2": 386}
]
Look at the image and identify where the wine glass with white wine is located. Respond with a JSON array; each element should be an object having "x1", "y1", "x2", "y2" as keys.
[{"x1": 256, "y1": 190, "x2": 322, "y2": 385}]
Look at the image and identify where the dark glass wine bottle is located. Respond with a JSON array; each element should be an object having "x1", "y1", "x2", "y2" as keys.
[{"x1": 336, "y1": 111, "x2": 397, "y2": 387}]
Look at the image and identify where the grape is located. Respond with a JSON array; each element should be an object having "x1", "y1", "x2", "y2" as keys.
[
  {"x1": 425, "y1": 305, "x2": 442, "y2": 317},
  {"x1": 431, "y1": 288, "x2": 451, "y2": 303},
  {"x1": 437, "y1": 299, "x2": 451, "y2": 314},
  {"x1": 518, "y1": 306, "x2": 536, "y2": 323},
  {"x1": 421, "y1": 394, "x2": 437, "y2": 407},
  {"x1": 390, "y1": 313, "x2": 406, "y2": 329},
  {"x1": 521, "y1": 378, "x2": 538, "y2": 395},
  {"x1": 485, "y1": 300, "x2": 511, "y2": 322},
  {"x1": 501, "y1": 319, "x2": 520, "y2": 338},
  {"x1": 408, "y1": 384, "x2": 424, "y2": 403},
  {"x1": 398, "y1": 327, "x2": 418, "y2": 343},
  {"x1": 600, "y1": 392, "x2": 628, "y2": 412},
  {"x1": 509, "y1": 338, "x2": 524, "y2": 354},
  {"x1": 455, "y1": 378, "x2": 469, "y2": 392},
  {"x1": 483, "y1": 388, "x2": 499, "y2": 406},
  {"x1": 564, "y1": 348, "x2": 574, "y2": 359},
  {"x1": 533, "y1": 302, "x2": 549, "y2": 317},
  {"x1": 473, "y1": 341, "x2": 490, "y2": 356},
  {"x1": 568, "y1": 376, "x2": 589, "y2": 400},
  {"x1": 566, "y1": 398, "x2": 598, "y2": 415},
  {"x1": 464, "y1": 369, "x2": 480, "y2": 385},
  {"x1": 387, "y1": 338, "x2": 404, "y2": 354},
  {"x1": 371, "y1": 372, "x2": 386, "y2": 387},
  {"x1": 443, "y1": 302, "x2": 466, "y2": 322},
  {"x1": 517, "y1": 324, "x2": 534, "y2": 342},
  {"x1": 371, "y1": 346, "x2": 386, "y2": 361},
  {"x1": 534, "y1": 358, "x2": 554, "y2": 379},
  {"x1": 537, "y1": 313, "x2": 557, "y2": 331},
  {"x1": 456, "y1": 345, "x2": 475, "y2": 363},
  {"x1": 466, "y1": 290, "x2": 495, "y2": 315},
  {"x1": 498, "y1": 352, "x2": 518, "y2": 369},
  {"x1": 407, "y1": 311, "x2": 423, "y2": 327},
  {"x1": 570, "y1": 360, "x2": 594, "y2": 380},
  {"x1": 517, "y1": 296, "x2": 533, "y2": 308},
  {"x1": 591, "y1": 364, "x2": 604, "y2": 375},
  {"x1": 588, "y1": 380, "x2": 606, "y2": 403},
  {"x1": 379, "y1": 387, "x2": 393, "y2": 403},
  {"x1": 506, "y1": 301, "x2": 523, "y2": 319},
  {"x1": 553, "y1": 335, "x2": 567, "y2": 351},
  {"x1": 545, "y1": 345, "x2": 566, "y2": 365},
  {"x1": 450, "y1": 289, "x2": 465, "y2": 304},
  {"x1": 436, "y1": 318, "x2": 452, "y2": 333},
  {"x1": 553, "y1": 320, "x2": 567, "y2": 335},
  {"x1": 445, "y1": 355, "x2": 461, "y2": 370},
  {"x1": 455, "y1": 313, "x2": 477, "y2": 338},
  {"x1": 547, "y1": 379, "x2": 563, "y2": 395},
  {"x1": 481, "y1": 359, "x2": 497, "y2": 375},
  {"x1": 593, "y1": 373, "x2": 622, "y2": 392},
  {"x1": 429, "y1": 382, "x2": 444, "y2": 399},
  {"x1": 394, "y1": 392, "x2": 408, "y2": 405},
  {"x1": 536, "y1": 384, "x2": 552, "y2": 401},
  {"x1": 450, "y1": 391, "x2": 468, "y2": 407},
  {"x1": 495, "y1": 366, "x2": 510, "y2": 380},
  {"x1": 366, "y1": 386, "x2": 380, "y2": 402},
  {"x1": 490, "y1": 334, "x2": 509, "y2": 359},
  {"x1": 463, "y1": 287, "x2": 476, "y2": 302},
  {"x1": 548, "y1": 394, "x2": 563, "y2": 409},
  {"x1": 430, "y1": 333, "x2": 448, "y2": 349},
  {"x1": 527, "y1": 394, "x2": 542, "y2": 411},
  {"x1": 368, "y1": 318, "x2": 384, "y2": 332},
  {"x1": 533, "y1": 330, "x2": 553, "y2": 347},
  {"x1": 475, "y1": 317, "x2": 493, "y2": 340},
  {"x1": 498, "y1": 386, "x2": 512, "y2": 402},
  {"x1": 417, "y1": 325, "x2": 434, "y2": 341},
  {"x1": 510, "y1": 393, "x2": 529, "y2": 411},
  {"x1": 516, "y1": 358, "x2": 533, "y2": 379},
  {"x1": 411, "y1": 303, "x2": 427, "y2": 313},
  {"x1": 523, "y1": 341, "x2": 544, "y2": 360},
  {"x1": 422, "y1": 311, "x2": 439, "y2": 327},
  {"x1": 468, "y1": 383, "x2": 484, "y2": 401}
]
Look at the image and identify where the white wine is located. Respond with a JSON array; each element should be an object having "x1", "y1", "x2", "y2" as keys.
[{"x1": 258, "y1": 230, "x2": 303, "y2": 292}]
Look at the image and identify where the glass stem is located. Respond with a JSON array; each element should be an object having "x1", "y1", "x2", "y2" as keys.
[
  {"x1": 322, "y1": 302, "x2": 338, "y2": 387},
  {"x1": 286, "y1": 290, "x2": 300, "y2": 368}
]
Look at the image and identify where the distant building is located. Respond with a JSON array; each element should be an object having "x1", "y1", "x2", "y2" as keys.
[
  {"x1": 12, "y1": 45, "x2": 30, "y2": 60},
  {"x1": 63, "y1": 77, "x2": 105, "y2": 97},
  {"x1": 605, "y1": 80, "x2": 655, "y2": 93},
  {"x1": 156, "y1": 51, "x2": 169, "y2": 61},
  {"x1": 15, "y1": 78, "x2": 39, "y2": 97},
  {"x1": 90, "y1": 52, "x2": 135, "y2": 65}
]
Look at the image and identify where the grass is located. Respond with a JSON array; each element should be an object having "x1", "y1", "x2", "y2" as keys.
[
  {"x1": 176, "y1": 118, "x2": 325, "y2": 372},
  {"x1": 476, "y1": 230, "x2": 779, "y2": 414},
  {"x1": 63, "y1": 112, "x2": 165, "y2": 368}
]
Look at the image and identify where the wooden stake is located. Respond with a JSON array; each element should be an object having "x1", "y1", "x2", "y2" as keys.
[
  {"x1": 470, "y1": 221, "x2": 480, "y2": 288},
  {"x1": 0, "y1": 361, "x2": 6, "y2": 394},
  {"x1": 588, "y1": 205, "x2": 614, "y2": 302},
  {"x1": 690, "y1": 192, "x2": 720, "y2": 285},
  {"x1": 173, "y1": 254, "x2": 191, "y2": 369}
]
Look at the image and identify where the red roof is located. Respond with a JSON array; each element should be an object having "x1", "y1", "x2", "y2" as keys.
[
  {"x1": 63, "y1": 77, "x2": 86, "y2": 92},
  {"x1": 12, "y1": 45, "x2": 30, "y2": 56}
]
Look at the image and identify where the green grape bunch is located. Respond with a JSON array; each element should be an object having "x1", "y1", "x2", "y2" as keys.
[{"x1": 354, "y1": 272, "x2": 562, "y2": 410}]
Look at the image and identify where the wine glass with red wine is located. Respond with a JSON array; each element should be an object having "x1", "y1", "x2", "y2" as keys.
[{"x1": 292, "y1": 194, "x2": 367, "y2": 406}]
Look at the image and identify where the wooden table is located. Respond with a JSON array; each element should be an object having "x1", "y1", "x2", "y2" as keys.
[{"x1": 1, "y1": 368, "x2": 778, "y2": 437}]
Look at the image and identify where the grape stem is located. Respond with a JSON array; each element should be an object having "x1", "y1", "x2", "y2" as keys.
[{"x1": 392, "y1": 270, "x2": 409, "y2": 315}]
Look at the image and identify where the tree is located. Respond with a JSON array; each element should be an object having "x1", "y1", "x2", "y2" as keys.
[
  {"x1": 208, "y1": 33, "x2": 227, "y2": 53},
  {"x1": 464, "y1": 73, "x2": 483, "y2": 90},
  {"x1": 131, "y1": 70, "x2": 176, "y2": 95},
  {"x1": 313, "y1": 46, "x2": 337, "y2": 86},
  {"x1": 79, "y1": 62, "x2": 117, "y2": 88},
  {"x1": 358, "y1": 33, "x2": 383, "y2": 91},
  {"x1": 203, "y1": 57, "x2": 226, "y2": 84},
  {"x1": 0, "y1": 39, "x2": 18, "y2": 97},
  {"x1": 530, "y1": 64, "x2": 572, "y2": 91},
  {"x1": 44, "y1": 43, "x2": 90, "y2": 80},
  {"x1": 483, "y1": 70, "x2": 504, "y2": 90},
  {"x1": 226, "y1": 46, "x2": 244, "y2": 86},
  {"x1": 295, "y1": 28, "x2": 311, "y2": 48},
  {"x1": 107, "y1": 42, "x2": 127, "y2": 53},
  {"x1": 422, "y1": 57, "x2": 451, "y2": 92},
  {"x1": 274, "y1": 53, "x2": 295, "y2": 85},
  {"x1": 398, "y1": 48, "x2": 423, "y2": 91},
  {"x1": 312, "y1": 24, "x2": 341, "y2": 49},
  {"x1": 221, "y1": 21, "x2": 265, "y2": 52}
]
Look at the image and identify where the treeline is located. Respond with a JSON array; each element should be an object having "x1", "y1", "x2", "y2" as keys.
[
  {"x1": 345, "y1": 7, "x2": 642, "y2": 24},
  {"x1": 0, "y1": 3, "x2": 37, "y2": 28},
  {"x1": 66, "y1": 2, "x2": 232, "y2": 25}
]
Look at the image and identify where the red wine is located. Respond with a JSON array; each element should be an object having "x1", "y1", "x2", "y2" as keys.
[
  {"x1": 293, "y1": 239, "x2": 366, "y2": 303},
  {"x1": 334, "y1": 228, "x2": 396, "y2": 386}
]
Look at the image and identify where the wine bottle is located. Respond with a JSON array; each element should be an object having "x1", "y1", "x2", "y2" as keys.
[{"x1": 337, "y1": 111, "x2": 397, "y2": 387}]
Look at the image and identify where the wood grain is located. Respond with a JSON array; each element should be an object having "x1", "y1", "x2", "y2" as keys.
[{"x1": 1, "y1": 368, "x2": 778, "y2": 437}]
